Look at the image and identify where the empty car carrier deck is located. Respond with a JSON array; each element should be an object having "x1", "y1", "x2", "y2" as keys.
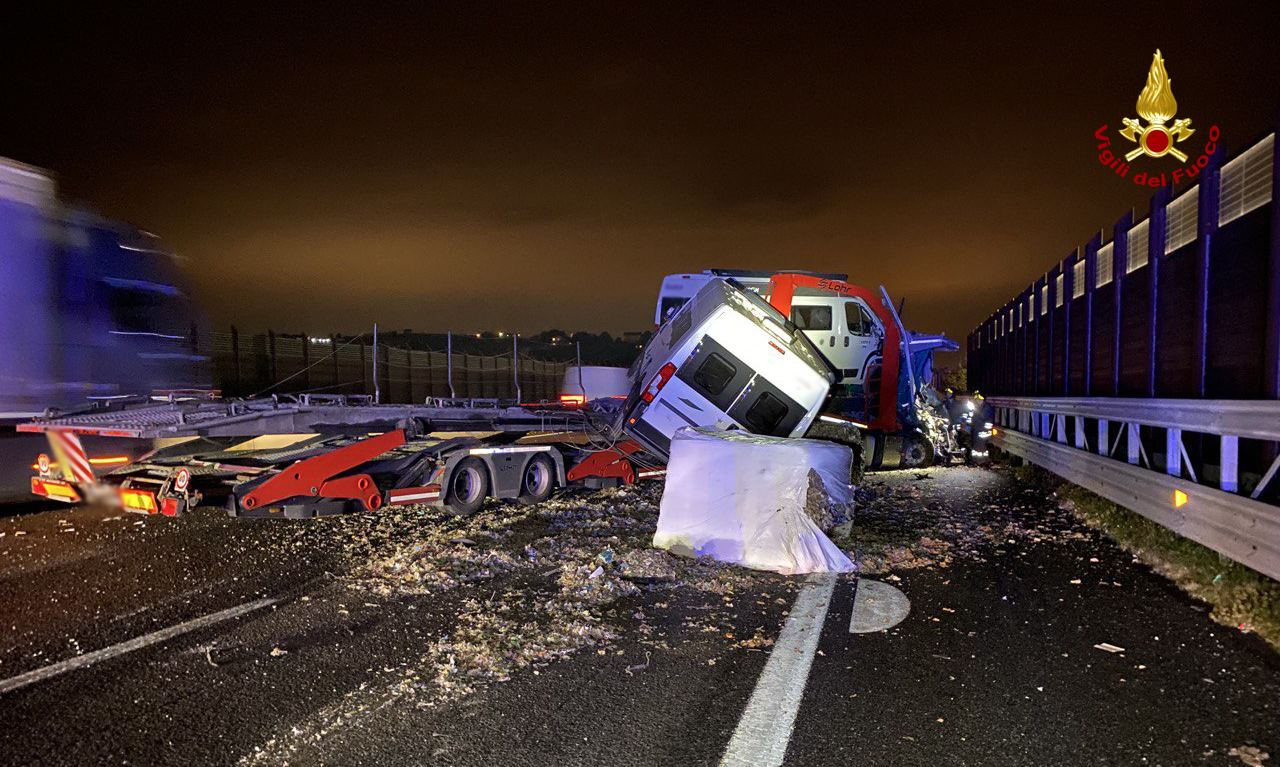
[{"x1": 20, "y1": 394, "x2": 667, "y2": 518}]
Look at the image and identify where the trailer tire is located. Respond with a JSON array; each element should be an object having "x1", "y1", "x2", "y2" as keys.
[
  {"x1": 444, "y1": 458, "x2": 490, "y2": 516},
  {"x1": 901, "y1": 434, "x2": 934, "y2": 469},
  {"x1": 517, "y1": 455, "x2": 556, "y2": 505}
]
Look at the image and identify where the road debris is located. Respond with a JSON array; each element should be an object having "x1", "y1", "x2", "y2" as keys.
[
  {"x1": 625, "y1": 650, "x2": 652, "y2": 675},
  {"x1": 243, "y1": 480, "x2": 789, "y2": 764},
  {"x1": 1229, "y1": 745, "x2": 1270, "y2": 767},
  {"x1": 1093, "y1": 642, "x2": 1126, "y2": 653}
]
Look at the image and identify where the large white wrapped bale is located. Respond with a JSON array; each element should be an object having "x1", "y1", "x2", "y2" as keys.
[{"x1": 653, "y1": 428, "x2": 855, "y2": 575}]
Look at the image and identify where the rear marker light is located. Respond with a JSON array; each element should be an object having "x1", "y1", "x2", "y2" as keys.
[
  {"x1": 120, "y1": 487, "x2": 159, "y2": 514},
  {"x1": 641, "y1": 362, "x2": 677, "y2": 403},
  {"x1": 31, "y1": 478, "x2": 80, "y2": 502}
]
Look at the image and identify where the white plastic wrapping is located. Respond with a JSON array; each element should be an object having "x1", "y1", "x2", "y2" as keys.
[{"x1": 653, "y1": 428, "x2": 855, "y2": 575}]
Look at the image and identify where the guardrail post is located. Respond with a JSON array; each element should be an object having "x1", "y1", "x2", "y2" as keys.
[
  {"x1": 1166, "y1": 428, "x2": 1182, "y2": 477},
  {"x1": 1127, "y1": 422, "x2": 1141, "y2": 465},
  {"x1": 1097, "y1": 419, "x2": 1109, "y2": 456},
  {"x1": 1056, "y1": 414, "x2": 1068, "y2": 444},
  {"x1": 1221, "y1": 435, "x2": 1239, "y2": 493}
]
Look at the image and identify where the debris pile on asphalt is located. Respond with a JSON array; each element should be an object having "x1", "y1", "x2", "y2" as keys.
[
  {"x1": 343, "y1": 483, "x2": 769, "y2": 707},
  {"x1": 842, "y1": 466, "x2": 1091, "y2": 575},
  {"x1": 804, "y1": 467, "x2": 856, "y2": 532}
]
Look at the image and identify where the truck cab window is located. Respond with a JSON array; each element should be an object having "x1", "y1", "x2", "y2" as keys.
[
  {"x1": 790, "y1": 305, "x2": 832, "y2": 331},
  {"x1": 846, "y1": 302, "x2": 876, "y2": 336},
  {"x1": 692, "y1": 353, "x2": 736, "y2": 396}
]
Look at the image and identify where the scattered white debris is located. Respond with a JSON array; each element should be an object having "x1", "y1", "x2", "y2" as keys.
[
  {"x1": 1229, "y1": 745, "x2": 1270, "y2": 767},
  {"x1": 1093, "y1": 642, "x2": 1125, "y2": 654}
]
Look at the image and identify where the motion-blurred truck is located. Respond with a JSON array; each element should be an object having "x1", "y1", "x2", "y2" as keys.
[{"x1": 0, "y1": 158, "x2": 208, "y2": 500}]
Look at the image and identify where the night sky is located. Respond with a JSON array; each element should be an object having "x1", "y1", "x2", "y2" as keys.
[{"x1": 8, "y1": 3, "x2": 1280, "y2": 346}]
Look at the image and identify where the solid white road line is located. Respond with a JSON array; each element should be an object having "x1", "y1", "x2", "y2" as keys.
[
  {"x1": 719, "y1": 573, "x2": 837, "y2": 767},
  {"x1": 0, "y1": 597, "x2": 279, "y2": 695}
]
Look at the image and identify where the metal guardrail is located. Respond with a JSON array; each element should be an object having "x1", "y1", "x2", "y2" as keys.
[
  {"x1": 989, "y1": 396, "x2": 1280, "y2": 581},
  {"x1": 988, "y1": 396, "x2": 1280, "y2": 442}
]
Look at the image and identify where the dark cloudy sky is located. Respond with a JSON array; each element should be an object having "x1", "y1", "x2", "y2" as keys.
[{"x1": 7, "y1": 2, "x2": 1280, "y2": 343}]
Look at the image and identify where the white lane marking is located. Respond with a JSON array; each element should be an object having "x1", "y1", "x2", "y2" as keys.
[
  {"x1": 720, "y1": 573, "x2": 837, "y2": 767},
  {"x1": 0, "y1": 597, "x2": 279, "y2": 695}
]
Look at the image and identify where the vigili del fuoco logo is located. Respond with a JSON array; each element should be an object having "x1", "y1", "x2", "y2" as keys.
[{"x1": 1094, "y1": 50, "x2": 1220, "y2": 188}]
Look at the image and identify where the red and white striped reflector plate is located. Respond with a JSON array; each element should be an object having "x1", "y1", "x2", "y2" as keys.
[
  {"x1": 387, "y1": 485, "x2": 442, "y2": 505},
  {"x1": 48, "y1": 431, "x2": 94, "y2": 484}
]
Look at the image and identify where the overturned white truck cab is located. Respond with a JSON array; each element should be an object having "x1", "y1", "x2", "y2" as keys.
[{"x1": 620, "y1": 278, "x2": 836, "y2": 459}]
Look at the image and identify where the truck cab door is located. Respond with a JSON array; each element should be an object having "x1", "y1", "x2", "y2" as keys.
[
  {"x1": 843, "y1": 299, "x2": 883, "y2": 389},
  {"x1": 789, "y1": 299, "x2": 859, "y2": 380}
]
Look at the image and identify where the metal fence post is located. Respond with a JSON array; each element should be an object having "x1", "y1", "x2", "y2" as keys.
[
  {"x1": 1195, "y1": 149, "x2": 1223, "y2": 397},
  {"x1": 359, "y1": 341, "x2": 367, "y2": 396},
  {"x1": 576, "y1": 341, "x2": 584, "y2": 397},
  {"x1": 372, "y1": 323, "x2": 380, "y2": 404},
  {"x1": 1060, "y1": 255, "x2": 1072, "y2": 395},
  {"x1": 406, "y1": 345, "x2": 415, "y2": 402},
  {"x1": 1147, "y1": 187, "x2": 1172, "y2": 397},
  {"x1": 1266, "y1": 119, "x2": 1280, "y2": 400},
  {"x1": 230, "y1": 325, "x2": 241, "y2": 395},
  {"x1": 513, "y1": 334, "x2": 521, "y2": 403},
  {"x1": 301, "y1": 332, "x2": 311, "y2": 393},
  {"x1": 1110, "y1": 212, "x2": 1132, "y2": 397},
  {"x1": 447, "y1": 331, "x2": 456, "y2": 398},
  {"x1": 331, "y1": 334, "x2": 340, "y2": 393},
  {"x1": 1082, "y1": 234, "x2": 1100, "y2": 395},
  {"x1": 268, "y1": 330, "x2": 278, "y2": 386}
]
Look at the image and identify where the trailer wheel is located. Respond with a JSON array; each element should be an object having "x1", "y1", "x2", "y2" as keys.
[
  {"x1": 445, "y1": 458, "x2": 490, "y2": 516},
  {"x1": 518, "y1": 455, "x2": 556, "y2": 505},
  {"x1": 901, "y1": 434, "x2": 934, "y2": 469}
]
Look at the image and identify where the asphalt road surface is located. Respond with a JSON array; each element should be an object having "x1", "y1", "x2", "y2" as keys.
[{"x1": 0, "y1": 466, "x2": 1276, "y2": 766}]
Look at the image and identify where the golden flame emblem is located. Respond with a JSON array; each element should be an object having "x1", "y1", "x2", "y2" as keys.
[{"x1": 1120, "y1": 50, "x2": 1194, "y2": 162}]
